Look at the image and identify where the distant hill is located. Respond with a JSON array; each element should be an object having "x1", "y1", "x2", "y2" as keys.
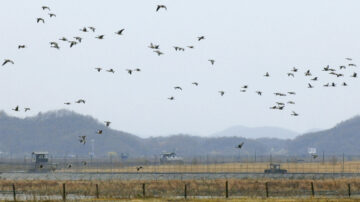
[
  {"x1": 0, "y1": 109, "x2": 359, "y2": 157},
  {"x1": 212, "y1": 125, "x2": 298, "y2": 139}
]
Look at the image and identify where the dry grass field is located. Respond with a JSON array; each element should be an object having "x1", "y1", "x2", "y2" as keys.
[
  {"x1": 1, "y1": 178, "x2": 360, "y2": 200},
  {"x1": 60, "y1": 161, "x2": 360, "y2": 173}
]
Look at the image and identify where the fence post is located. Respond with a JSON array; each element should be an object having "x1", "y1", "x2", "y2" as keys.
[
  {"x1": 265, "y1": 182, "x2": 269, "y2": 198},
  {"x1": 348, "y1": 184, "x2": 351, "y2": 198},
  {"x1": 225, "y1": 181, "x2": 228, "y2": 198},
  {"x1": 184, "y1": 184, "x2": 187, "y2": 199},
  {"x1": 96, "y1": 184, "x2": 99, "y2": 199},
  {"x1": 62, "y1": 183, "x2": 66, "y2": 201},
  {"x1": 142, "y1": 183, "x2": 146, "y2": 198},
  {"x1": 12, "y1": 184, "x2": 16, "y2": 202},
  {"x1": 311, "y1": 182, "x2": 314, "y2": 197}
]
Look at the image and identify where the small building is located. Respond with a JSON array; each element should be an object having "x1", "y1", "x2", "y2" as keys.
[{"x1": 29, "y1": 152, "x2": 56, "y2": 172}]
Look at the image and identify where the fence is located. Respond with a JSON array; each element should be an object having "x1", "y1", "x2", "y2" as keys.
[
  {"x1": 1, "y1": 154, "x2": 360, "y2": 174},
  {"x1": 0, "y1": 179, "x2": 360, "y2": 200}
]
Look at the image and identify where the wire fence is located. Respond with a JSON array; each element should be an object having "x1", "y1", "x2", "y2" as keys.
[
  {"x1": 0, "y1": 179, "x2": 359, "y2": 200},
  {"x1": 1, "y1": 154, "x2": 360, "y2": 173}
]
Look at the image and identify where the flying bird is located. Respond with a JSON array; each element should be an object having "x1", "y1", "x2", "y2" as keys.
[
  {"x1": 88, "y1": 26, "x2": 96, "y2": 32},
  {"x1": 79, "y1": 136, "x2": 86, "y2": 144},
  {"x1": 18, "y1": 45, "x2": 26, "y2": 49},
  {"x1": 308, "y1": 83, "x2": 314, "y2": 88},
  {"x1": 311, "y1": 77, "x2": 318, "y2": 81},
  {"x1": 126, "y1": 69, "x2": 133, "y2": 75},
  {"x1": 349, "y1": 63, "x2": 357, "y2": 67},
  {"x1": 291, "y1": 67, "x2": 298, "y2": 72},
  {"x1": 311, "y1": 154, "x2": 318, "y2": 159},
  {"x1": 291, "y1": 111, "x2": 299, "y2": 116},
  {"x1": 174, "y1": 86, "x2": 182, "y2": 90},
  {"x1": 2, "y1": 59, "x2": 14, "y2": 66},
  {"x1": 345, "y1": 58, "x2": 352, "y2": 61},
  {"x1": 287, "y1": 73, "x2": 295, "y2": 77},
  {"x1": 74, "y1": 37, "x2": 82, "y2": 43},
  {"x1": 115, "y1": 29, "x2": 125, "y2": 35},
  {"x1": 69, "y1": 41, "x2": 78, "y2": 48},
  {"x1": 75, "y1": 99, "x2": 86, "y2": 104},
  {"x1": 24, "y1": 108, "x2": 31, "y2": 112},
  {"x1": 219, "y1": 91, "x2": 225, "y2": 96},
  {"x1": 64, "y1": 102, "x2": 71, "y2": 105},
  {"x1": 48, "y1": 13, "x2": 56, "y2": 18},
  {"x1": 208, "y1": 59, "x2": 215, "y2": 65},
  {"x1": 136, "y1": 166, "x2": 143, "y2": 171},
  {"x1": 95, "y1": 35, "x2": 104, "y2": 39},
  {"x1": 37, "y1": 18, "x2": 45, "y2": 23},
  {"x1": 96, "y1": 130, "x2": 103, "y2": 134},
  {"x1": 42, "y1": 6, "x2": 50, "y2": 11},
  {"x1": 351, "y1": 72, "x2": 357, "y2": 78},
  {"x1": 256, "y1": 91, "x2": 262, "y2": 96},
  {"x1": 197, "y1": 36, "x2": 205, "y2": 41},
  {"x1": 104, "y1": 121, "x2": 111, "y2": 127},
  {"x1": 187, "y1": 46, "x2": 194, "y2": 49},
  {"x1": 156, "y1": 5, "x2": 167, "y2": 11},
  {"x1": 154, "y1": 50, "x2": 164, "y2": 56},
  {"x1": 80, "y1": 27, "x2": 88, "y2": 32},
  {"x1": 107, "y1": 69, "x2": 115, "y2": 73},
  {"x1": 12, "y1": 106, "x2": 19, "y2": 112},
  {"x1": 236, "y1": 142, "x2": 244, "y2": 149},
  {"x1": 59, "y1": 37, "x2": 68, "y2": 41},
  {"x1": 95, "y1": 67, "x2": 102, "y2": 72},
  {"x1": 168, "y1": 96, "x2": 175, "y2": 100},
  {"x1": 305, "y1": 70, "x2": 312, "y2": 76},
  {"x1": 264, "y1": 72, "x2": 270, "y2": 77},
  {"x1": 192, "y1": 82, "x2": 199, "y2": 86},
  {"x1": 50, "y1": 42, "x2": 60, "y2": 49},
  {"x1": 342, "y1": 82, "x2": 347, "y2": 86}
]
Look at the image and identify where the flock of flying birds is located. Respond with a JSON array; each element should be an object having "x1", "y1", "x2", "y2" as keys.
[{"x1": 2, "y1": 3, "x2": 359, "y2": 168}]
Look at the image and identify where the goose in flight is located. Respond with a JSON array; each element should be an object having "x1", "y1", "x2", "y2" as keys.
[
  {"x1": 287, "y1": 73, "x2": 295, "y2": 77},
  {"x1": 342, "y1": 82, "x2": 347, "y2": 86},
  {"x1": 276, "y1": 102, "x2": 285, "y2": 106},
  {"x1": 2, "y1": 59, "x2": 14, "y2": 66},
  {"x1": 192, "y1": 82, "x2": 199, "y2": 86},
  {"x1": 351, "y1": 72, "x2": 357, "y2": 78},
  {"x1": 274, "y1": 92, "x2": 286, "y2": 96},
  {"x1": 48, "y1": 13, "x2": 56, "y2": 18},
  {"x1": 270, "y1": 106, "x2": 277, "y2": 109},
  {"x1": 79, "y1": 136, "x2": 86, "y2": 144},
  {"x1": 187, "y1": 46, "x2": 194, "y2": 49},
  {"x1": 69, "y1": 41, "x2": 78, "y2": 48},
  {"x1": 64, "y1": 102, "x2": 71, "y2": 105},
  {"x1": 67, "y1": 164, "x2": 72, "y2": 169},
  {"x1": 236, "y1": 142, "x2": 244, "y2": 149},
  {"x1": 156, "y1": 5, "x2": 167, "y2": 11},
  {"x1": 339, "y1": 65, "x2": 346, "y2": 70},
  {"x1": 345, "y1": 58, "x2": 352, "y2": 61},
  {"x1": 115, "y1": 29, "x2": 125, "y2": 35},
  {"x1": 74, "y1": 37, "x2": 82, "y2": 43},
  {"x1": 240, "y1": 89, "x2": 246, "y2": 92},
  {"x1": 291, "y1": 67, "x2": 298, "y2": 72},
  {"x1": 208, "y1": 59, "x2": 215, "y2": 65},
  {"x1": 242, "y1": 85, "x2": 248, "y2": 89},
  {"x1": 88, "y1": 26, "x2": 96, "y2": 32},
  {"x1": 95, "y1": 35, "x2": 104, "y2": 39},
  {"x1": 126, "y1": 69, "x2": 133, "y2": 75},
  {"x1": 96, "y1": 130, "x2": 103, "y2": 134},
  {"x1": 12, "y1": 106, "x2": 19, "y2": 112},
  {"x1": 24, "y1": 108, "x2": 31, "y2": 112},
  {"x1": 219, "y1": 91, "x2": 225, "y2": 96},
  {"x1": 173, "y1": 46, "x2": 185, "y2": 51},
  {"x1": 264, "y1": 72, "x2": 270, "y2": 77},
  {"x1": 291, "y1": 111, "x2": 299, "y2": 116},
  {"x1": 331, "y1": 82, "x2": 336, "y2": 87},
  {"x1": 287, "y1": 101, "x2": 295, "y2": 104},
  {"x1": 154, "y1": 50, "x2": 164, "y2": 56},
  {"x1": 95, "y1": 67, "x2": 102, "y2": 72},
  {"x1": 287, "y1": 92, "x2": 296, "y2": 95},
  {"x1": 107, "y1": 69, "x2": 115, "y2": 73},
  {"x1": 37, "y1": 18, "x2": 45, "y2": 23},
  {"x1": 18, "y1": 45, "x2": 26, "y2": 49},
  {"x1": 311, "y1": 154, "x2": 318, "y2": 159},
  {"x1": 349, "y1": 63, "x2": 357, "y2": 67},
  {"x1": 50, "y1": 42, "x2": 60, "y2": 49},
  {"x1": 311, "y1": 77, "x2": 318, "y2": 81},
  {"x1": 104, "y1": 121, "x2": 111, "y2": 127},
  {"x1": 305, "y1": 70, "x2": 312, "y2": 76},
  {"x1": 256, "y1": 91, "x2": 262, "y2": 96},
  {"x1": 136, "y1": 166, "x2": 143, "y2": 171},
  {"x1": 148, "y1": 43, "x2": 160, "y2": 49},
  {"x1": 174, "y1": 86, "x2": 182, "y2": 90},
  {"x1": 59, "y1": 37, "x2": 68, "y2": 41},
  {"x1": 134, "y1": 68, "x2": 141, "y2": 72},
  {"x1": 322, "y1": 65, "x2": 330, "y2": 71},
  {"x1": 80, "y1": 27, "x2": 88, "y2": 32},
  {"x1": 42, "y1": 6, "x2": 50, "y2": 11},
  {"x1": 168, "y1": 96, "x2": 175, "y2": 100},
  {"x1": 197, "y1": 36, "x2": 205, "y2": 41},
  {"x1": 308, "y1": 83, "x2": 314, "y2": 88},
  {"x1": 323, "y1": 83, "x2": 329, "y2": 87},
  {"x1": 75, "y1": 99, "x2": 86, "y2": 104}
]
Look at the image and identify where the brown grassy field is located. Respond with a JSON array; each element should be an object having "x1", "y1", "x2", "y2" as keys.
[
  {"x1": 1, "y1": 178, "x2": 360, "y2": 199},
  {"x1": 60, "y1": 161, "x2": 360, "y2": 173}
]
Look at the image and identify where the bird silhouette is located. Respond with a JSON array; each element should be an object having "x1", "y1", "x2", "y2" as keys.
[
  {"x1": 264, "y1": 72, "x2": 270, "y2": 77},
  {"x1": 349, "y1": 63, "x2": 357, "y2": 67},
  {"x1": 256, "y1": 91, "x2": 262, "y2": 96},
  {"x1": 115, "y1": 29, "x2": 125, "y2": 35},
  {"x1": 287, "y1": 73, "x2": 295, "y2": 77},
  {"x1": 148, "y1": 43, "x2": 160, "y2": 49},
  {"x1": 126, "y1": 69, "x2": 133, "y2": 75},
  {"x1": 59, "y1": 37, "x2": 68, "y2": 41},
  {"x1": 174, "y1": 86, "x2": 182, "y2": 90},
  {"x1": 339, "y1": 65, "x2": 346, "y2": 70},
  {"x1": 75, "y1": 99, "x2": 86, "y2": 104},
  {"x1": 236, "y1": 142, "x2": 244, "y2": 149},
  {"x1": 342, "y1": 82, "x2": 347, "y2": 86},
  {"x1": 192, "y1": 82, "x2": 199, "y2": 86},
  {"x1": 74, "y1": 37, "x2": 82, "y2": 43},
  {"x1": 24, "y1": 108, "x2": 31, "y2": 112},
  {"x1": 154, "y1": 50, "x2": 164, "y2": 56},
  {"x1": 208, "y1": 59, "x2": 215, "y2": 65},
  {"x1": 80, "y1": 27, "x2": 88, "y2": 32},
  {"x1": 291, "y1": 111, "x2": 299, "y2": 116},
  {"x1": 136, "y1": 166, "x2": 143, "y2": 171},
  {"x1": 197, "y1": 36, "x2": 205, "y2": 41},
  {"x1": 95, "y1": 67, "x2": 102, "y2": 72},
  {"x1": 18, "y1": 45, "x2": 26, "y2": 49},
  {"x1": 168, "y1": 96, "x2": 175, "y2": 100},
  {"x1": 64, "y1": 102, "x2": 71, "y2": 105},
  {"x1": 69, "y1": 41, "x2": 78, "y2": 48},
  {"x1": 50, "y1": 42, "x2": 60, "y2": 49},
  {"x1": 219, "y1": 91, "x2": 225, "y2": 96},
  {"x1": 287, "y1": 92, "x2": 296, "y2": 95},
  {"x1": 79, "y1": 136, "x2": 86, "y2": 144},
  {"x1": 351, "y1": 72, "x2": 357, "y2": 78},
  {"x1": 37, "y1": 18, "x2": 45, "y2": 23},
  {"x1": 305, "y1": 70, "x2": 312, "y2": 76},
  {"x1": 95, "y1": 35, "x2": 104, "y2": 39},
  {"x1": 48, "y1": 13, "x2": 56, "y2": 18},
  {"x1": 104, "y1": 121, "x2": 111, "y2": 127},
  {"x1": 12, "y1": 106, "x2": 19, "y2": 112},
  {"x1": 308, "y1": 83, "x2": 314, "y2": 88},
  {"x1": 345, "y1": 58, "x2": 352, "y2": 61},
  {"x1": 311, "y1": 154, "x2": 318, "y2": 159},
  {"x1": 96, "y1": 130, "x2": 103, "y2": 134},
  {"x1": 187, "y1": 46, "x2": 194, "y2": 49},
  {"x1": 311, "y1": 77, "x2": 318, "y2": 81},
  {"x1": 2, "y1": 59, "x2": 14, "y2": 66},
  {"x1": 291, "y1": 67, "x2": 298, "y2": 72},
  {"x1": 156, "y1": 5, "x2": 167, "y2": 11},
  {"x1": 287, "y1": 101, "x2": 295, "y2": 104},
  {"x1": 42, "y1": 6, "x2": 50, "y2": 11},
  {"x1": 107, "y1": 69, "x2": 115, "y2": 73},
  {"x1": 88, "y1": 27, "x2": 96, "y2": 32}
]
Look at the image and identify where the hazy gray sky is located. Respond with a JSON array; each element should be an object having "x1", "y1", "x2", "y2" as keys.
[{"x1": 1, "y1": 0, "x2": 360, "y2": 137}]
